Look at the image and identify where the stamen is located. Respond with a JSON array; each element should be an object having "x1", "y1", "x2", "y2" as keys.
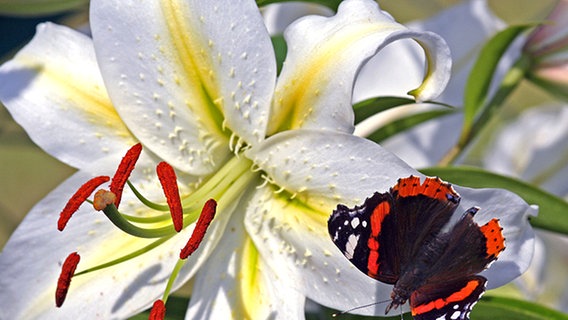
[
  {"x1": 58, "y1": 176, "x2": 110, "y2": 231},
  {"x1": 93, "y1": 190, "x2": 117, "y2": 211},
  {"x1": 149, "y1": 299, "x2": 166, "y2": 320},
  {"x1": 55, "y1": 252, "x2": 81, "y2": 307},
  {"x1": 110, "y1": 143, "x2": 143, "y2": 208},
  {"x1": 180, "y1": 199, "x2": 217, "y2": 259},
  {"x1": 156, "y1": 162, "x2": 183, "y2": 232}
]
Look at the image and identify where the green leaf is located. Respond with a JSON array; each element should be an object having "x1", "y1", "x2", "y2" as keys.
[
  {"x1": 366, "y1": 108, "x2": 455, "y2": 143},
  {"x1": 463, "y1": 24, "x2": 534, "y2": 129},
  {"x1": 420, "y1": 166, "x2": 568, "y2": 234},
  {"x1": 0, "y1": 0, "x2": 87, "y2": 16},
  {"x1": 271, "y1": 35, "x2": 287, "y2": 75},
  {"x1": 354, "y1": 96, "x2": 417, "y2": 124},
  {"x1": 256, "y1": 0, "x2": 341, "y2": 11},
  {"x1": 354, "y1": 96, "x2": 454, "y2": 125},
  {"x1": 471, "y1": 295, "x2": 568, "y2": 320},
  {"x1": 129, "y1": 296, "x2": 188, "y2": 320}
]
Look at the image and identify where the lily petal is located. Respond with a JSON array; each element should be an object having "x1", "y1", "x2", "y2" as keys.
[
  {"x1": 245, "y1": 185, "x2": 394, "y2": 316},
  {"x1": 90, "y1": 0, "x2": 276, "y2": 175},
  {"x1": 354, "y1": 0, "x2": 506, "y2": 105},
  {"x1": 247, "y1": 129, "x2": 415, "y2": 207},
  {"x1": 247, "y1": 130, "x2": 535, "y2": 304},
  {"x1": 0, "y1": 23, "x2": 136, "y2": 170},
  {"x1": 454, "y1": 185, "x2": 537, "y2": 288},
  {"x1": 187, "y1": 204, "x2": 305, "y2": 319},
  {"x1": 268, "y1": 0, "x2": 451, "y2": 134}
]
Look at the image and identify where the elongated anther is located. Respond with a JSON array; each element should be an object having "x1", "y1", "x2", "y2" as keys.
[
  {"x1": 55, "y1": 252, "x2": 81, "y2": 307},
  {"x1": 157, "y1": 162, "x2": 183, "y2": 232},
  {"x1": 110, "y1": 143, "x2": 143, "y2": 208},
  {"x1": 58, "y1": 176, "x2": 110, "y2": 231},
  {"x1": 149, "y1": 299, "x2": 166, "y2": 320},
  {"x1": 180, "y1": 199, "x2": 217, "y2": 259}
]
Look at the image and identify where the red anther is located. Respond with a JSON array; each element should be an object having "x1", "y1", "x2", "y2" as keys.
[
  {"x1": 156, "y1": 162, "x2": 183, "y2": 232},
  {"x1": 180, "y1": 199, "x2": 217, "y2": 259},
  {"x1": 58, "y1": 176, "x2": 110, "y2": 231},
  {"x1": 110, "y1": 143, "x2": 143, "y2": 208},
  {"x1": 148, "y1": 299, "x2": 166, "y2": 320},
  {"x1": 55, "y1": 252, "x2": 81, "y2": 308},
  {"x1": 93, "y1": 189, "x2": 117, "y2": 211}
]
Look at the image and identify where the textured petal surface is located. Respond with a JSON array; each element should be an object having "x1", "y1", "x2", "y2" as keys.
[
  {"x1": 0, "y1": 162, "x2": 236, "y2": 319},
  {"x1": 245, "y1": 185, "x2": 396, "y2": 316},
  {"x1": 0, "y1": 23, "x2": 136, "y2": 170},
  {"x1": 187, "y1": 201, "x2": 305, "y2": 319},
  {"x1": 268, "y1": 0, "x2": 451, "y2": 134},
  {"x1": 247, "y1": 130, "x2": 535, "y2": 312},
  {"x1": 90, "y1": 0, "x2": 276, "y2": 175},
  {"x1": 247, "y1": 130, "x2": 415, "y2": 207}
]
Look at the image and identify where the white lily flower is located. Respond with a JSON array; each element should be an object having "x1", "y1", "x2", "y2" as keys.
[{"x1": 0, "y1": 1, "x2": 534, "y2": 319}]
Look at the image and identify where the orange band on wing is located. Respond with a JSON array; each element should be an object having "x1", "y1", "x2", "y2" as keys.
[
  {"x1": 393, "y1": 176, "x2": 459, "y2": 201},
  {"x1": 479, "y1": 218, "x2": 505, "y2": 258},
  {"x1": 411, "y1": 279, "x2": 480, "y2": 315},
  {"x1": 367, "y1": 201, "x2": 390, "y2": 277}
]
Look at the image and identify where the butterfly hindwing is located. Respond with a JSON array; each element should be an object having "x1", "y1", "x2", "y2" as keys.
[
  {"x1": 425, "y1": 207, "x2": 506, "y2": 284},
  {"x1": 410, "y1": 276, "x2": 487, "y2": 320}
]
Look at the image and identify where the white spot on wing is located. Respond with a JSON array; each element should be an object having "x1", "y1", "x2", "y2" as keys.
[
  {"x1": 345, "y1": 234, "x2": 359, "y2": 259},
  {"x1": 450, "y1": 310, "x2": 461, "y2": 319},
  {"x1": 351, "y1": 217, "x2": 360, "y2": 229}
]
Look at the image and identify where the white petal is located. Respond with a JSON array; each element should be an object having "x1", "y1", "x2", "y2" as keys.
[
  {"x1": 356, "y1": 0, "x2": 511, "y2": 168},
  {"x1": 354, "y1": 0, "x2": 505, "y2": 105},
  {"x1": 187, "y1": 205, "x2": 305, "y2": 319},
  {"x1": 0, "y1": 167, "x2": 235, "y2": 319},
  {"x1": 244, "y1": 186, "x2": 394, "y2": 316},
  {"x1": 90, "y1": 0, "x2": 276, "y2": 175},
  {"x1": 247, "y1": 129, "x2": 415, "y2": 207},
  {"x1": 261, "y1": 2, "x2": 333, "y2": 35},
  {"x1": 455, "y1": 186, "x2": 537, "y2": 288},
  {"x1": 268, "y1": 0, "x2": 451, "y2": 134},
  {"x1": 247, "y1": 130, "x2": 535, "y2": 293},
  {"x1": 0, "y1": 23, "x2": 136, "y2": 170}
]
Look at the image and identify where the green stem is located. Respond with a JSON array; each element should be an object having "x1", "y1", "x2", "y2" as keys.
[{"x1": 438, "y1": 55, "x2": 531, "y2": 166}]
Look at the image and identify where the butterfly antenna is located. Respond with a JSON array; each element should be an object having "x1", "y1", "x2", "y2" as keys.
[{"x1": 331, "y1": 299, "x2": 391, "y2": 317}]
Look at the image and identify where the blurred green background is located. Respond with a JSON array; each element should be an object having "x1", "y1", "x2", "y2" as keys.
[{"x1": 0, "y1": 0, "x2": 557, "y2": 248}]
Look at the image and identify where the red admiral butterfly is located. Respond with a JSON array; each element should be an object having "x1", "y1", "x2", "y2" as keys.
[{"x1": 328, "y1": 175, "x2": 505, "y2": 320}]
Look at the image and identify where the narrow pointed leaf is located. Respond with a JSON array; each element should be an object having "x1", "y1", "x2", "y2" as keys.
[
  {"x1": 470, "y1": 295, "x2": 568, "y2": 320},
  {"x1": 354, "y1": 96, "x2": 416, "y2": 124},
  {"x1": 420, "y1": 166, "x2": 568, "y2": 234},
  {"x1": 366, "y1": 108, "x2": 456, "y2": 143},
  {"x1": 354, "y1": 96, "x2": 454, "y2": 124},
  {"x1": 463, "y1": 24, "x2": 534, "y2": 128}
]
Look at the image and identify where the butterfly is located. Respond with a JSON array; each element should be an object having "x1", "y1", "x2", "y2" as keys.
[{"x1": 328, "y1": 176, "x2": 505, "y2": 319}]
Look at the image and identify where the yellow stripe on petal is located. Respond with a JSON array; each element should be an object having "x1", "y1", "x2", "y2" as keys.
[
  {"x1": 269, "y1": 0, "x2": 451, "y2": 135},
  {"x1": 160, "y1": 0, "x2": 226, "y2": 137},
  {"x1": 238, "y1": 236, "x2": 261, "y2": 319}
]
